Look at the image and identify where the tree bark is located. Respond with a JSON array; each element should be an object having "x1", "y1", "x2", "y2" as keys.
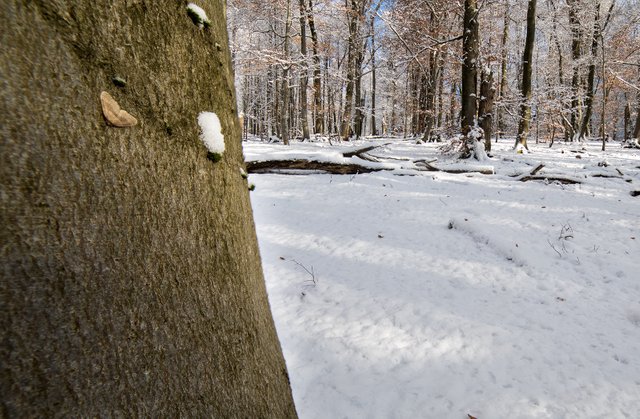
[
  {"x1": 625, "y1": 102, "x2": 632, "y2": 140},
  {"x1": 479, "y1": 68, "x2": 496, "y2": 152},
  {"x1": 634, "y1": 69, "x2": 640, "y2": 139},
  {"x1": 306, "y1": 0, "x2": 323, "y2": 135},
  {"x1": 340, "y1": 0, "x2": 365, "y2": 140},
  {"x1": 370, "y1": 13, "x2": 378, "y2": 136},
  {"x1": 299, "y1": 0, "x2": 310, "y2": 140},
  {"x1": 281, "y1": 0, "x2": 293, "y2": 144},
  {"x1": 497, "y1": 0, "x2": 510, "y2": 140},
  {"x1": 461, "y1": 0, "x2": 479, "y2": 135},
  {"x1": 1, "y1": 1, "x2": 297, "y2": 417},
  {"x1": 515, "y1": 0, "x2": 537, "y2": 150}
]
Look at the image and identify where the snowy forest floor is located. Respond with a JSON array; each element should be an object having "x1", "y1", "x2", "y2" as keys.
[{"x1": 245, "y1": 137, "x2": 640, "y2": 418}]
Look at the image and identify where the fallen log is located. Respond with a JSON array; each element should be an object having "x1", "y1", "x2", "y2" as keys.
[
  {"x1": 246, "y1": 159, "x2": 387, "y2": 175},
  {"x1": 519, "y1": 175, "x2": 582, "y2": 184},
  {"x1": 415, "y1": 160, "x2": 494, "y2": 175}
]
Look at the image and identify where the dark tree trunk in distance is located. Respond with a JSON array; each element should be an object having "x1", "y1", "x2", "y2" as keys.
[
  {"x1": 497, "y1": 0, "x2": 510, "y2": 140},
  {"x1": 515, "y1": 0, "x2": 537, "y2": 150},
  {"x1": 370, "y1": 13, "x2": 378, "y2": 136},
  {"x1": 307, "y1": 0, "x2": 323, "y2": 135},
  {"x1": 624, "y1": 102, "x2": 632, "y2": 140},
  {"x1": 281, "y1": 0, "x2": 293, "y2": 144},
  {"x1": 567, "y1": 0, "x2": 583, "y2": 140},
  {"x1": 299, "y1": 0, "x2": 310, "y2": 140},
  {"x1": 635, "y1": 69, "x2": 640, "y2": 139},
  {"x1": 578, "y1": 2, "x2": 608, "y2": 141},
  {"x1": 1, "y1": 1, "x2": 297, "y2": 417},
  {"x1": 461, "y1": 0, "x2": 479, "y2": 135},
  {"x1": 479, "y1": 68, "x2": 496, "y2": 152}
]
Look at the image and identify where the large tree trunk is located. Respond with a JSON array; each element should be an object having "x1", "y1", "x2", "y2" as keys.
[
  {"x1": 1, "y1": 1, "x2": 297, "y2": 417},
  {"x1": 461, "y1": 0, "x2": 479, "y2": 135},
  {"x1": 341, "y1": 0, "x2": 366, "y2": 141},
  {"x1": 515, "y1": 0, "x2": 537, "y2": 150}
]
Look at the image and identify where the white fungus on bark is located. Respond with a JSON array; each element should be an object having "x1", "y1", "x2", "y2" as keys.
[{"x1": 198, "y1": 112, "x2": 225, "y2": 155}]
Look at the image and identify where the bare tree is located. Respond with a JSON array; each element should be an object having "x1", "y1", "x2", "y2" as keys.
[
  {"x1": 515, "y1": 0, "x2": 537, "y2": 150},
  {"x1": 461, "y1": 0, "x2": 479, "y2": 135}
]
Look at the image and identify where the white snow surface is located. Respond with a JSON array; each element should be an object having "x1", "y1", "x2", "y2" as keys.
[
  {"x1": 197, "y1": 112, "x2": 224, "y2": 154},
  {"x1": 246, "y1": 138, "x2": 640, "y2": 418}
]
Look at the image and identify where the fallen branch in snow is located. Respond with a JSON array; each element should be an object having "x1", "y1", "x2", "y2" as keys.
[
  {"x1": 246, "y1": 159, "x2": 387, "y2": 174},
  {"x1": 591, "y1": 173, "x2": 623, "y2": 179},
  {"x1": 414, "y1": 160, "x2": 494, "y2": 175},
  {"x1": 519, "y1": 175, "x2": 582, "y2": 185},
  {"x1": 530, "y1": 163, "x2": 545, "y2": 175},
  {"x1": 291, "y1": 259, "x2": 317, "y2": 285},
  {"x1": 342, "y1": 143, "x2": 390, "y2": 159}
]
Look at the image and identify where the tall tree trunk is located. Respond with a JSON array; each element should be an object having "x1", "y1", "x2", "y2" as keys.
[
  {"x1": 497, "y1": 0, "x2": 510, "y2": 140},
  {"x1": 625, "y1": 102, "x2": 632, "y2": 140},
  {"x1": 479, "y1": 68, "x2": 496, "y2": 152},
  {"x1": 449, "y1": 81, "x2": 457, "y2": 129},
  {"x1": 461, "y1": 0, "x2": 479, "y2": 135},
  {"x1": 568, "y1": 0, "x2": 583, "y2": 140},
  {"x1": 307, "y1": 0, "x2": 323, "y2": 135},
  {"x1": 421, "y1": 49, "x2": 439, "y2": 142},
  {"x1": 437, "y1": 53, "x2": 446, "y2": 129},
  {"x1": 370, "y1": 14, "x2": 378, "y2": 136},
  {"x1": 578, "y1": 2, "x2": 602, "y2": 140},
  {"x1": 515, "y1": 0, "x2": 537, "y2": 150},
  {"x1": 1, "y1": 1, "x2": 297, "y2": 417},
  {"x1": 634, "y1": 68, "x2": 640, "y2": 139},
  {"x1": 354, "y1": 42, "x2": 365, "y2": 139},
  {"x1": 299, "y1": 0, "x2": 310, "y2": 140},
  {"x1": 340, "y1": 0, "x2": 364, "y2": 140},
  {"x1": 549, "y1": 0, "x2": 570, "y2": 141},
  {"x1": 281, "y1": 0, "x2": 293, "y2": 144}
]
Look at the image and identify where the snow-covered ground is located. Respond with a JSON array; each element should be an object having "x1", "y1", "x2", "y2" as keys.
[{"x1": 246, "y1": 138, "x2": 640, "y2": 418}]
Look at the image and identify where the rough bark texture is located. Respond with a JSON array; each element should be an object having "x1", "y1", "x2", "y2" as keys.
[
  {"x1": 461, "y1": 0, "x2": 479, "y2": 135},
  {"x1": 1, "y1": 1, "x2": 297, "y2": 417},
  {"x1": 515, "y1": 0, "x2": 537, "y2": 150}
]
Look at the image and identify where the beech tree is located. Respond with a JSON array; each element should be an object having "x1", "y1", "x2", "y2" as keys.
[
  {"x1": 515, "y1": 0, "x2": 537, "y2": 150},
  {"x1": 1, "y1": 1, "x2": 296, "y2": 416}
]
